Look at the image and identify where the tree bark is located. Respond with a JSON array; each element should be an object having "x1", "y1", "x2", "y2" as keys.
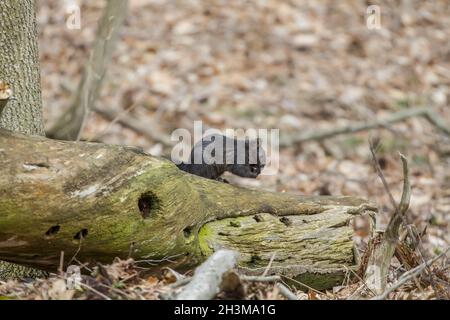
[
  {"x1": 0, "y1": 0, "x2": 47, "y2": 279},
  {"x1": 0, "y1": 129, "x2": 377, "y2": 289},
  {"x1": 0, "y1": 0, "x2": 44, "y2": 135}
]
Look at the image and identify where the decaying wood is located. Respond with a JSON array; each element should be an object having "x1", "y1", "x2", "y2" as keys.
[
  {"x1": 175, "y1": 250, "x2": 238, "y2": 300},
  {"x1": 0, "y1": 129, "x2": 377, "y2": 289},
  {"x1": 47, "y1": 0, "x2": 128, "y2": 141}
]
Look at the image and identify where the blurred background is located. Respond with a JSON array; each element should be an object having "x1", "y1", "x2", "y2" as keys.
[{"x1": 37, "y1": 0, "x2": 449, "y2": 256}]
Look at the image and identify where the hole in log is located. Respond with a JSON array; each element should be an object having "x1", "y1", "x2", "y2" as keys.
[
  {"x1": 24, "y1": 162, "x2": 50, "y2": 169},
  {"x1": 183, "y1": 227, "x2": 192, "y2": 238},
  {"x1": 253, "y1": 214, "x2": 264, "y2": 222},
  {"x1": 138, "y1": 192, "x2": 159, "y2": 219},
  {"x1": 45, "y1": 225, "x2": 60, "y2": 238},
  {"x1": 250, "y1": 254, "x2": 262, "y2": 265},
  {"x1": 74, "y1": 228, "x2": 88, "y2": 240},
  {"x1": 280, "y1": 217, "x2": 292, "y2": 226},
  {"x1": 229, "y1": 220, "x2": 241, "y2": 227}
]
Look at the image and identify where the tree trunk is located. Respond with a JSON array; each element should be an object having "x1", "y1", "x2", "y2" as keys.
[
  {"x1": 0, "y1": 0, "x2": 47, "y2": 279},
  {"x1": 0, "y1": 0, "x2": 44, "y2": 135},
  {"x1": 0, "y1": 129, "x2": 377, "y2": 289}
]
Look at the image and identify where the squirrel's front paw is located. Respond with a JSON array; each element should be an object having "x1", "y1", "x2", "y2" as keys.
[{"x1": 216, "y1": 177, "x2": 229, "y2": 184}]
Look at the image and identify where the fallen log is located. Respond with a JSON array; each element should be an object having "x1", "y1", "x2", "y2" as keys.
[{"x1": 0, "y1": 129, "x2": 377, "y2": 289}]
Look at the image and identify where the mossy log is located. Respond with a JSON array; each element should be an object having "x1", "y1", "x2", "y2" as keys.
[{"x1": 0, "y1": 129, "x2": 377, "y2": 289}]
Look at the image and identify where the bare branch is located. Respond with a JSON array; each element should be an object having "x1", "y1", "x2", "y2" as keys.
[
  {"x1": 364, "y1": 148, "x2": 412, "y2": 295},
  {"x1": 369, "y1": 139, "x2": 399, "y2": 211},
  {"x1": 93, "y1": 106, "x2": 173, "y2": 147},
  {"x1": 276, "y1": 283, "x2": 299, "y2": 300},
  {"x1": 176, "y1": 250, "x2": 239, "y2": 300},
  {"x1": 240, "y1": 275, "x2": 281, "y2": 282},
  {"x1": 383, "y1": 153, "x2": 411, "y2": 241},
  {"x1": 281, "y1": 107, "x2": 450, "y2": 147},
  {"x1": 368, "y1": 141, "x2": 442, "y2": 297},
  {"x1": 371, "y1": 247, "x2": 449, "y2": 300},
  {"x1": 48, "y1": 0, "x2": 128, "y2": 140}
]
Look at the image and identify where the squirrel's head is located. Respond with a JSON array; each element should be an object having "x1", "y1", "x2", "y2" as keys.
[{"x1": 229, "y1": 137, "x2": 266, "y2": 178}]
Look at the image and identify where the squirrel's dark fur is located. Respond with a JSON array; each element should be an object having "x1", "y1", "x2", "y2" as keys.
[{"x1": 177, "y1": 134, "x2": 266, "y2": 180}]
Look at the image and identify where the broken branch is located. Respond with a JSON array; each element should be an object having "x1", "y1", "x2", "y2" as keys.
[
  {"x1": 371, "y1": 247, "x2": 449, "y2": 300},
  {"x1": 93, "y1": 106, "x2": 173, "y2": 147},
  {"x1": 175, "y1": 250, "x2": 239, "y2": 300},
  {"x1": 364, "y1": 147, "x2": 412, "y2": 295},
  {"x1": 47, "y1": 0, "x2": 128, "y2": 140},
  {"x1": 281, "y1": 107, "x2": 450, "y2": 147}
]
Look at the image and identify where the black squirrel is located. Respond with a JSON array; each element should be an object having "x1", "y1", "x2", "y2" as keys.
[{"x1": 176, "y1": 134, "x2": 266, "y2": 180}]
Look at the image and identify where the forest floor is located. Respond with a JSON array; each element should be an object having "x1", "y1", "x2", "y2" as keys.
[{"x1": 1, "y1": 0, "x2": 449, "y2": 299}]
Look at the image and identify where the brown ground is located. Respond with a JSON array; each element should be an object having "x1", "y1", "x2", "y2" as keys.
[{"x1": 1, "y1": 0, "x2": 449, "y2": 299}]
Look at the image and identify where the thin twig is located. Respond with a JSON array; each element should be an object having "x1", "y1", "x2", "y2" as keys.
[
  {"x1": 98, "y1": 283, "x2": 134, "y2": 300},
  {"x1": 343, "y1": 265, "x2": 376, "y2": 297},
  {"x1": 58, "y1": 251, "x2": 64, "y2": 276},
  {"x1": 87, "y1": 102, "x2": 139, "y2": 142},
  {"x1": 369, "y1": 139, "x2": 399, "y2": 211},
  {"x1": 79, "y1": 282, "x2": 111, "y2": 300},
  {"x1": 262, "y1": 253, "x2": 277, "y2": 277},
  {"x1": 68, "y1": 239, "x2": 83, "y2": 265},
  {"x1": 372, "y1": 247, "x2": 449, "y2": 300},
  {"x1": 366, "y1": 142, "x2": 441, "y2": 297},
  {"x1": 134, "y1": 253, "x2": 184, "y2": 265},
  {"x1": 346, "y1": 284, "x2": 366, "y2": 300},
  {"x1": 93, "y1": 106, "x2": 173, "y2": 147},
  {"x1": 241, "y1": 275, "x2": 281, "y2": 282},
  {"x1": 281, "y1": 107, "x2": 450, "y2": 147},
  {"x1": 364, "y1": 145, "x2": 412, "y2": 295}
]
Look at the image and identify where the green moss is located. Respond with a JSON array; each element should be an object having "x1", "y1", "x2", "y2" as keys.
[
  {"x1": 288, "y1": 270, "x2": 347, "y2": 291},
  {"x1": 198, "y1": 224, "x2": 214, "y2": 257},
  {"x1": 0, "y1": 130, "x2": 371, "y2": 286}
]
